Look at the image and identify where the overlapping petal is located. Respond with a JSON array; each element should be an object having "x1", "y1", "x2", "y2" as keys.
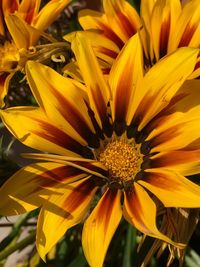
[
  {"x1": 134, "y1": 47, "x2": 199, "y2": 130},
  {"x1": 0, "y1": 107, "x2": 87, "y2": 157},
  {"x1": 0, "y1": 162, "x2": 85, "y2": 216},
  {"x1": 26, "y1": 61, "x2": 98, "y2": 147},
  {"x1": 123, "y1": 183, "x2": 182, "y2": 247},
  {"x1": 37, "y1": 177, "x2": 97, "y2": 261},
  {"x1": 109, "y1": 33, "x2": 143, "y2": 127},
  {"x1": 72, "y1": 32, "x2": 111, "y2": 134},
  {"x1": 139, "y1": 169, "x2": 200, "y2": 207},
  {"x1": 82, "y1": 189, "x2": 122, "y2": 267}
]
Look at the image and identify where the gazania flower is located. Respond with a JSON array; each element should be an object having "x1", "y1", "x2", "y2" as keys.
[
  {"x1": 1, "y1": 0, "x2": 71, "y2": 48},
  {"x1": 1, "y1": 34, "x2": 200, "y2": 267},
  {"x1": 67, "y1": 0, "x2": 200, "y2": 77},
  {"x1": 0, "y1": 0, "x2": 71, "y2": 107}
]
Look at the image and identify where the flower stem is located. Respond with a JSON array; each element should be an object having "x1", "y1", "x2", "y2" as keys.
[{"x1": 0, "y1": 231, "x2": 35, "y2": 261}]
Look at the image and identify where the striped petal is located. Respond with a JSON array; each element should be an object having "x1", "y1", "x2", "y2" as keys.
[
  {"x1": 150, "y1": 0, "x2": 181, "y2": 60},
  {"x1": 123, "y1": 183, "x2": 183, "y2": 247},
  {"x1": 169, "y1": 0, "x2": 200, "y2": 51},
  {"x1": 139, "y1": 169, "x2": 200, "y2": 207},
  {"x1": 22, "y1": 153, "x2": 108, "y2": 179},
  {"x1": 150, "y1": 150, "x2": 200, "y2": 176},
  {"x1": 5, "y1": 14, "x2": 39, "y2": 48},
  {"x1": 82, "y1": 189, "x2": 122, "y2": 267},
  {"x1": 134, "y1": 47, "x2": 199, "y2": 131},
  {"x1": 37, "y1": 177, "x2": 97, "y2": 261},
  {"x1": 0, "y1": 107, "x2": 87, "y2": 157},
  {"x1": 33, "y1": 0, "x2": 70, "y2": 31},
  {"x1": 18, "y1": 0, "x2": 41, "y2": 24},
  {"x1": 109, "y1": 33, "x2": 143, "y2": 130},
  {"x1": 103, "y1": 0, "x2": 141, "y2": 43},
  {"x1": 2, "y1": 0, "x2": 19, "y2": 15},
  {"x1": 0, "y1": 162, "x2": 84, "y2": 216},
  {"x1": 72, "y1": 33, "x2": 111, "y2": 135},
  {"x1": 64, "y1": 30, "x2": 120, "y2": 65},
  {"x1": 149, "y1": 117, "x2": 200, "y2": 153},
  {"x1": 26, "y1": 61, "x2": 98, "y2": 148},
  {"x1": 145, "y1": 79, "x2": 200, "y2": 144},
  {"x1": 79, "y1": 9, "x2": 124, "y2": 49}
]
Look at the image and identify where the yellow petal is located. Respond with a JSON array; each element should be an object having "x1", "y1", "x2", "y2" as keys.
[
  {"x1": 109, "y1": 33, "x2": 143, "y2": 129},
  {"x1": 72, "y1": 32, "x2": 111, "y2": 134},
  {"x1": 18, "y1": 0, "x2": 41, "y2": 24},
  {"x1": 145, "y1": 79, "x2": 200, "y2": 145},
  {"x1": 151, "y1": 149, "x2": 200, "y2": 176},
  {"x1": 79, "y1": 9, "x2": 124, "y2": 49},
  {"x1": 103, "y1": 0, "x2": 141, "y2": 43},
  {"x1": 5, "y1": 14, "x2": 39, "y2": 48},
  {"x1": 2, "y1": 0, "x2": 19, "y2": 15},
  {"x1": 26, "y1": 61, "x2": 97, "y2": 147},
  {"x1": 1, "y1": 107, "x2": 86, "y2": 157},
  {"x1": 139, "y1": 169, "x2": 200, "y2": 207},
  {"x1": 150, "y1": 0, "x2": 181, "y2": 60},
  {"x1": 135, "y1": 47, "x2": 199, "y2": 131},
  {"x1": 168, "y1": 0, "x2": 200, "y2": 51},
  {"x1": 123, "y1": 183, "x2": 183, "y2": 247},
  {"x1": 149, "y1": 117, "x2": 200, "y2": 153},
  {"x1": 33, "y1": 0, "x2": 70, "y2": 31},
  {"x1": 65, "y1": 30, "x2": 119, "y2": 65},
  {"x1": 78, "y1": 9, "x2": 107, "y2": 30},
  {"x1": 37, "y1": 177, "x2": 97, "y2": 261},
  {"x1": 0, "y1": 162, "x2": 82, "y2": 216},
  {"x1": 82, "y1": 189, "x2": 122, "y2": 267}
]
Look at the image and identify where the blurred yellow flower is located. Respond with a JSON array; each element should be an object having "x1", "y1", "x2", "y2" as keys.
[{"x1": 67, "y1": 0, "x2": 200, "y2": 77}]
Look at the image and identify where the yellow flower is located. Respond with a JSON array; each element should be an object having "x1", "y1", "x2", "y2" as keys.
[
  {"x1": 0, "y1": 0, "x2": 71, "y2": 107},
  {"x1": 2, "y1": 0, "x2": 71, "y2": 48},
  {"x1": 1, "y1": 33, "x2": 200, "y2": 267},
  {"x1": 68, "y1": 0, "x2": 200, "y2": 77}
]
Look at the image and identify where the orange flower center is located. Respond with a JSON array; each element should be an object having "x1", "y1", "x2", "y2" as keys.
[{"x1": 99, "y1": 140, "x2": 141, "y2": 182}]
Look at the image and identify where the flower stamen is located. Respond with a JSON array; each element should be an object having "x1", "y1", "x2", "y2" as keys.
[{"x1": 99, "y1": 140, "x2": 141, "y2": 182}]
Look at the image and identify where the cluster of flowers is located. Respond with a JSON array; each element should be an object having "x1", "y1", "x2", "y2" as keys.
[{"x1": 0, "y1": 0, "x2": 200, "y2": 266}]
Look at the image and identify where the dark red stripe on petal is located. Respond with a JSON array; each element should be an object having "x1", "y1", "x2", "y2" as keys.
[
  {"x1": 91, "y1": 85, "x2": 112, "y2": 137},
  {"x1": 63, "y1": 178, "x2": 97, "y2": 211},
  {"x1": 144, "y1": 172, "x2": 174, "y2": 190},
  {"x1": 96, "y1": 189, "x2": 119, "y2": 226},
  {"x1": 125, "y1": 188, "x2": 152, "y2": 234},
  {"x1": 117, "y1": 11, "x2": 138, "y2": 38},
  {"x1": 98, "y1": 22, "x2": 124, "y2": 49},
  {"x1": 25, "y1": 5, "x2": 35, "y2": 24},
  {"x1": 178, "y1": 22, "x2": 197, "y2": 47},
  {"x1": 28, "y1": 165, "x2": 84, "y2": 195},
  {"x1": 97, "y1": 47, "x2": 118, "y2": 59},
  {"x1": 151, "y1": 150, "x2": 200, "y2": 168},
  {"x1": 114, "y1": 61, "x2": 133, "y2": 124},
  {"x1": 159, "y1": 15, "x2": 170, "y2": 58},
  {"x1": 52, "y1": 89, "x2": 99, "y2": 148},
  {"x1": 33, "y1": 119, "x2": 89, "y2": 156},
  {"x1": 149, "y1": 125, "x2": 179, "y2": 149},
  {"x1": 3, "y1": 0, "x2": 18, "y2": 13},
  {"x1": 75, "y1": 161, "x2": 108, "y2": 177}
]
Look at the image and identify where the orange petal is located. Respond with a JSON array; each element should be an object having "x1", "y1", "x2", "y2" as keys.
[
  {"x1": 123, "y1": 183, "x2": 183, "y2": 247},
  {"x1": 72, "y1": 32, "x2": 112, "y2": 135},
  {"x1": 0, "y1": 162, "x2": 84, "y2": 216},
  {"x1": 82, "y1": 189, "x2": 122, "y2": 267},
  {"x1": 37, "y1": 177, "x2": 97, "y2": 261},
  {"x1": 109, "y1": 33, "x2": 143, "y2": 130},
  {"x1": 139, "y1": 169, "x2": 200, "y2": 207}
]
